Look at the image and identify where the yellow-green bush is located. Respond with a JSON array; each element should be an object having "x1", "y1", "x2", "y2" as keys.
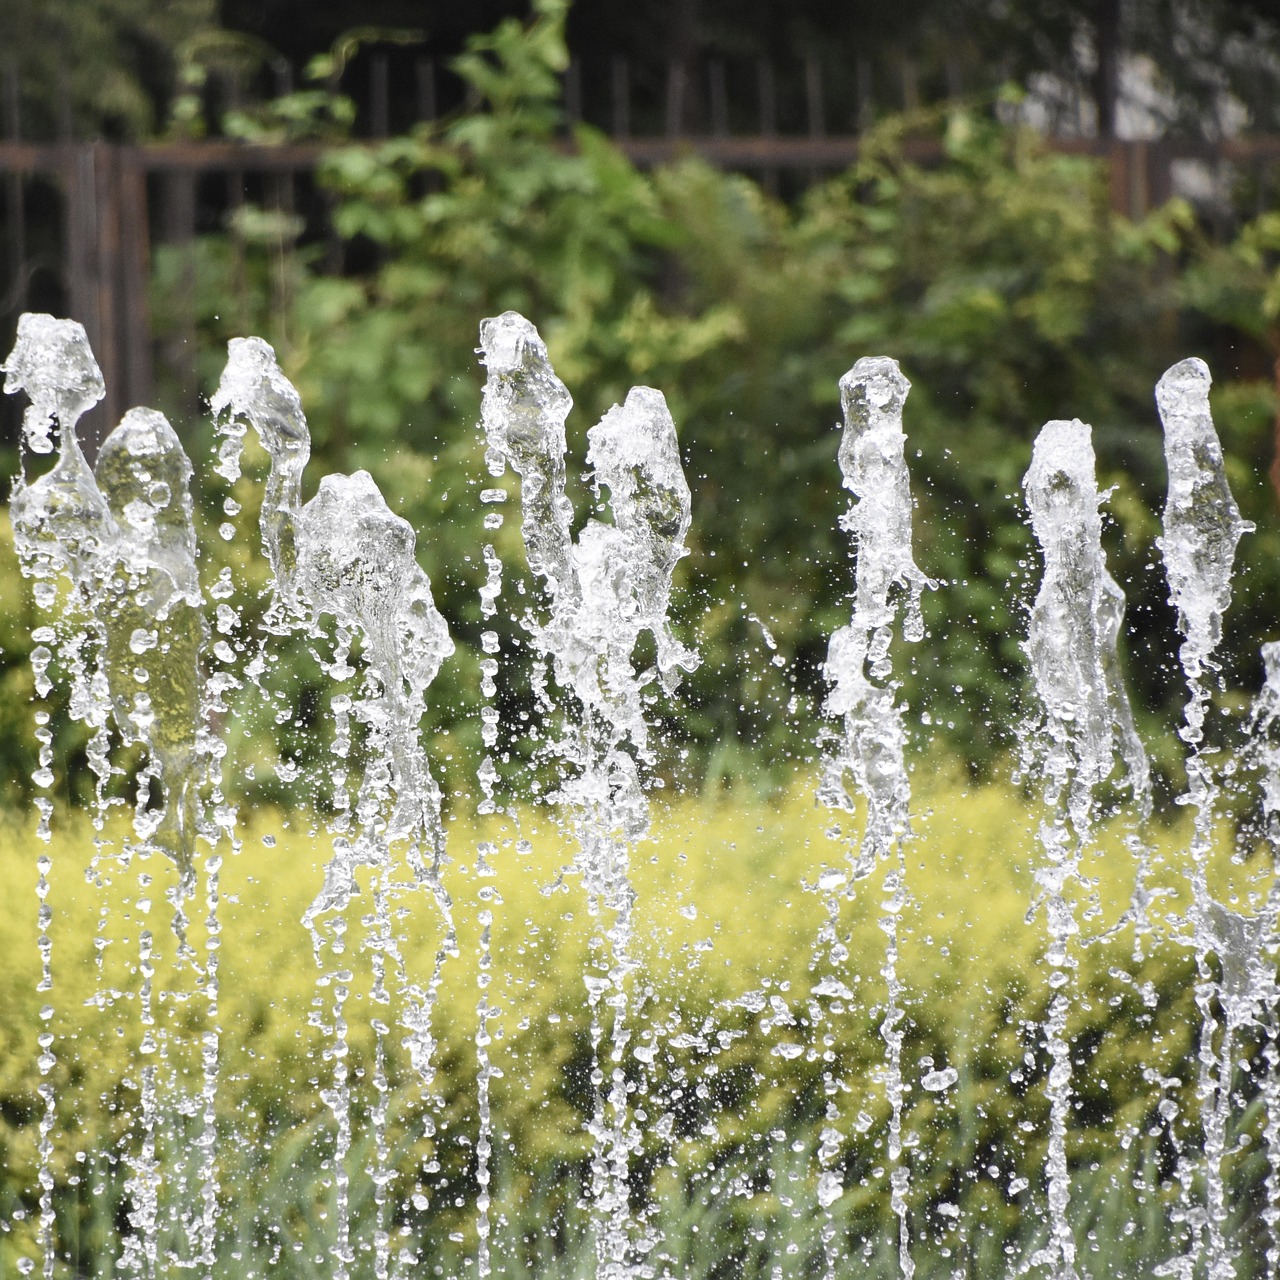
[{"x1": 0, "y1": 767, "x2": 1265, "y2": 1273}]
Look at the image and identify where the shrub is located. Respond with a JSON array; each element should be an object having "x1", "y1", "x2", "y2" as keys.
[{"x1": 0, "y1": 770, "x2": 1262, "y2": 1274}]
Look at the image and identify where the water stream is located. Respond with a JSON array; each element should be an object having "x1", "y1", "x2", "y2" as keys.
[{"x1": 4, "y1": 312, "x2": 1280, "y2": 1280}]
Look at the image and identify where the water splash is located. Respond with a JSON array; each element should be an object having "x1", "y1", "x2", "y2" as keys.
[
  {"x1": 5, "y1": 315, "x2": 112, "y2": 593},
  {"x1": 1245, "y1": 642, "x2": 1280, "y2": 1279},
  {"x1": 3, "y1": 317, "x2": 109, "y2": 1280},
  {"x1": 302, "y1": 476, "x2": 456, "y2": 1277},
  {"x1": 478, "y1": 312, "x2": 696, "y2": 1278},
  {"x1": 1155, "y1": 358, "x2": 1253, "y2": 1280},
  {"x1": 211, "y1": 336, "x2": 311, "y2": 618},
  {"x1": 819, "y1": 357, "x2": 931, "y2": 864},
  {"x1": 1021, "y1": 418, "x2": 1147, "y2": 1280},
  {"x1": 213, "y1": 339, "x2": 456, "y2": 1278},
  {"x1": 12, "y1": 311, "x2": 1280, "y2": 1279},
  {"x1": 474, "y1": 484, "x2": 508, "y2": 1280},
  {"x1": 95, "y1": 408, "x2": 210, "y2": 1280},
  {"x1": 1158, "y1": 359, "x2": 1253, "y2": 705},
  {"x1": 95, "y1": 407, "x2": 206, "y2": 905},
  {"x1": 818, "y1": 356, "x2": 931, "y2": 1280}
]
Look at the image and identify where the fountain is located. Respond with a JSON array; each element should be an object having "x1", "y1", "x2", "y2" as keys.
[{"x1": 2, "y1": 310, "x2": 1279, "y2": 1279}]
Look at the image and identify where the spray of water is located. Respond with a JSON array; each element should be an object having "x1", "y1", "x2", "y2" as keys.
[
  {"x1": 1248, "y1": 643, "x2": 1280, "y2": 1280},
  {"x1": 12, "y1": 309, "x2": 1280, "y2": 1280},
  {"x1": 212, "y1": 342, "x2": 456, "y2": 1278},
  {"x1": 818, "y1": 356, "x2": 932, "y2": 1280},
  {"x1": 1155, "y1": 358, "x2": 1254, "y2": 1280},
  {"x1": 1021, "y1": 418, "x2": 1149, "y2": 1280},
  {"x1": 3, "y1": 315, "x2": 109, "y2": 1280},
  {"x1": 4, "y1": 316, "x2": 227, "y2": 1280},
  {"x1": 478, "y1": 312, "x2": 697, "y2": 1277}
]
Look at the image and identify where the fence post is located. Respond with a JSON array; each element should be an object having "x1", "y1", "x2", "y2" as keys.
[
  {"x1": 159, "y1": 163, "x2": 199, "y2": 410},
  {"x1": 62, "y1": 143, "x2": 152, "y2": 457},
  {"x1": 118, "y1": 147, "x2": 152, "y2": 416},
  {"x1": 3, "y1": 61, "x2": 23, "y2": 308},
  {"x1": 611, "y1": 56, "x2": 630, "y2": 139}
]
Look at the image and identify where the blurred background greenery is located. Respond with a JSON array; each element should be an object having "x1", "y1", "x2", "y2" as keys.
[
  {"x1": 4, "y1": 0, "x2": 1280, "y2": 1274},
  {"x1": 3, "y1": 0, "x2": 1280, "y2": 810},
  {"x1": 0, "y1": 780, "x2": 1264, "y2": 1278}
]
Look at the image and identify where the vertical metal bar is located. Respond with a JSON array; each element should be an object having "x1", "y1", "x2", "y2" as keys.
[
  {"x1": 611, "y1": 56, "x2": 630, "y2": 139},
  {"x1": 1107, "y1": 139, "x2": 1128, "y2": 215},
  {"x1": 370, "y1": 51, "x2": 390, "y2": 137},
  {"x1": 758, "y1": 59, "x2": 777, "y2": 194},
  {"x1": 901, "y1": 60, "x2": 920, "y2": 111},
  {"x1": 708, "y1": 60, "x2": 728, "y2": 137},
  {"x1": 666, "y1": 61, "x2": 686, "y2": 137},
  {"x1": 57, "y1": 69, "x2": 74, "y2": 141},
  {"x1": 757, "y1": 58, "x2": 776, "y2": 136},
  {"x1": 416, "y1": 56, "x2": 437, "y2": 121},
  {"x1": 855, "y1": 54, "x2": 872, "y2": 132},
  {"x1": 3, "y1": 61, "x2": 26, "y2": 316},
  {"x1": 805, "y1": 57, "x2": 824, "y2": 138},
  {"x1": 564, "y1": 57, "x2": 582, "y2": 124},
  {"x1": 118, "y1": 148, "x2": 152, "y2": 413}
]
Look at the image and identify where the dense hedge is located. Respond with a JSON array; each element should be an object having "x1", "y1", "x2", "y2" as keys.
[
  {"x1": 3, "y1": 3, "x2": 1280, "y2": 813},
  {"x1": 0, "y1": 774, "x2": 1270, "y2": 1275}
]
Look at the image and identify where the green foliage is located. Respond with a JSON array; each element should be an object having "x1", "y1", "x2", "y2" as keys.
[
  {"x1": 0, "y1": 0, "x2": 217, "y2": 139},
  {"x1": 141, "y1": 0, "x2": 1280, "y2": 796},
  {"x1": 6, "y1": 0, "x2": 1278, "y2": 810},
  {"x1": 0, "y1": 776, "x2": 1265, "y2": 1275},
  {"x1": 1182, "y1": 211, "x2": 1280, "y2": 345}
]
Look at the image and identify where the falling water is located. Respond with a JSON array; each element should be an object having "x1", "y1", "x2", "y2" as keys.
[
  {"x1": 474, "y1": 482, "x2": 508, "y2": 1280},
  {"x1": 4, "y1": 315, "x2": 222, "y2": 1280},
  {"x1": 1249, "y1": 643, "x2": 1280, "y2": 1279},
  {"x1": 478, "y1": 312, "x2": 697, "y2": 1277},
  {"x1": 1020, "y1": 418, "x2": 1149, "y2": 1280},
  {"x1": 1155, "y1": 358, "x2": 1254, "y2": 1280},
  {"x1": 9, "y1": 308, "x2": 1280, "y2": 1280},
  {"x1": 817, "y1": 356, "x2": 931, "y2": 1280},
  {"x1": 2, "y1": 324, "x2": 89, "y2": 1280},
  {"x1": 212, "y1": 341, "x2": 456, "y2": 1279},
  {"x1": 3, "y1": 315, "x2": 111, "y2": 1280}
]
